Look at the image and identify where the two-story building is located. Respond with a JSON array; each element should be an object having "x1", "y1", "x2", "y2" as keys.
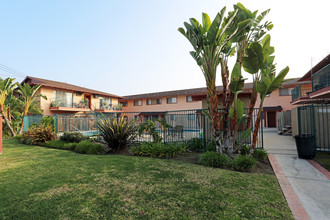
[
  {"x1": 291, "y1": 54, "x2": 330, "y2": 151},
  {"x1": 22, "y1": 76, "x2": 124, "y2": 115}
]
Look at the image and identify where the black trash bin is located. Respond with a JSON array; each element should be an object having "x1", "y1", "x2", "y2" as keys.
[{"x1": 294, "y1": 134, "x2": 315, "y2": 159}]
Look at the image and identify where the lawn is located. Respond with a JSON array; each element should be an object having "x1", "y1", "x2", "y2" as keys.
[
  {"x1": 0, "y1": 139, "x2": 293, "y2": 219},
  {"x1": 314, "y1": 151, "x2": 330, "y2": 172}
]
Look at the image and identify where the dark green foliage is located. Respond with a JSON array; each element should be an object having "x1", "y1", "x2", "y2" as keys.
[
  {"x1": 130, "y1": 142, "x2": 186, "y2": 159},
  {"x1": 41, "y1": 116, "x2": 54, "y2": 128},
  {"x1": 43, "y1": 140, "x2": 77, "y2": 150},
  {"x1": 199, "y1": 152, "x2": 230, "y2": 168},
  {"x1": 231, "y1": 155, "x2": 257, "y2": 172},
  {"x1": 22, "y1": 125, "x2": 55, "y2": 145},
  {"x1": 253, "y1": 148, "x2": 268, "y2": 160},
  {"x1": 95, "y1": 116, "x2": 137, "y2": 152},
  {"x1": 74, "y1": 140, "x2": 105, "y2": 155},
  {"x1": 206, "y1": 140, "x2": 216, "y2": 152},
  {"x1": 240, "y1": 144, "x2": 251, "y2": 155},
  {"x1": 186, "y1": 138, "x2": 203, "y2": 151},
  {"x1": 24, "y1": 138, "x2": 33, "y2": 145},
  {"x1": 138, "y1": 120, "x2": 162, "y2": 143},
  {"x1": 60, "y1": 132, "x2": 86, "y2": 143},
  {"x1": 13, "y1": 134, "x2": 23, "y2": 140}
]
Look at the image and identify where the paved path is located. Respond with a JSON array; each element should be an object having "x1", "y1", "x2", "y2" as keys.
[{"x1": 263, "y1": 128, "x2": 330, "y2": 220}]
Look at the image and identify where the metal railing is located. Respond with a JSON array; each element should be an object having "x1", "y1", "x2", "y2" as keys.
[
  {"x1": 312, "y1": 64, "x2": 330, "y2": 92},
  {"x1": 50, "y1": 98, "x2": 90, "y2": 109},
  {"x1": 23, "y1": 108, "x2": 264, "y2": 149},
  {"x1": 291, "y1": 85, "x2": 312, "y2": 101},
  {"x1": 297, "y1": 104, "x2": 330, "y2": 152}
]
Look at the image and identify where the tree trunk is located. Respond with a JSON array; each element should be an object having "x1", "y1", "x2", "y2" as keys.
[
  {"x1": 220, "y1": 59, "x2": 234, "y2": 154},
  {"x1": 207, "y1": 86, "x2": 222, "y2": 154},
  {"x1": 0, "y1": 109, "x2": 16, "y2": 136},
  {"x1": 252, "y1": 101, "x2": 264, "y2": 149},
  {"x1": 19, "y1": 115, "x2": 25, "y2": 135},
  {"x1": 245, "y1": 89, "x2": 257, "y2": 130}
]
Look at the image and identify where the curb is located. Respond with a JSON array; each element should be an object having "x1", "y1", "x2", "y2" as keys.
[
  {"x1": 268, "y1": 154, "x2": 310, "y2": 220},
  {"x1": 307, "y1": 160, "x2": 330, "y2": 180}
]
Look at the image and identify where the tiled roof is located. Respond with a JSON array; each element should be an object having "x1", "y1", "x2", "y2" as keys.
[
  {"x1": 121, "y1": 78, "x2": 299, "y2": 101},
  {"x1": 22, "y1": 76, "x2": 123, "y2": 99}
]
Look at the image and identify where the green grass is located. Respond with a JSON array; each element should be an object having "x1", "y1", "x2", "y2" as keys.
[
  {"x1": 0, "y1": 139, "x2": 293, "y2": 219},
  {"x1": 314, "y1": 151, "x2": 330, "y2": 171}
]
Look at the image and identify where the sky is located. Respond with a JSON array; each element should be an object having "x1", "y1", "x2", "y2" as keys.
[{"x1": 0, "y1": 0, "x2": 329, "y2": 96}]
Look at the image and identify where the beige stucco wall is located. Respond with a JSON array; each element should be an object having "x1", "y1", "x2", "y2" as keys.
[
  {"x1": 121, "y1": 95, "x2": 202, "y2": 112},
  {"x1": 255, "y1": 88, "x2": 295, "y2": 111}
]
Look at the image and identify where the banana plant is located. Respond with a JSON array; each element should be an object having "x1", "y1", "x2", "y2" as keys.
[
  {"x1": 223, "y1": 3, "x2": 273, "y2": 132},
  {"x1": 17, "y1": 83, "x2": 46, "y2": 134},
  {"x1": 0, "y1": 77, "x2": 18, "y2": 136},
  {"x1": 178, "y1": 7, "x2": 251, "y2": 154},
  {"x1": 251, "y1": 65, "x2": 289, "y2": 148}
]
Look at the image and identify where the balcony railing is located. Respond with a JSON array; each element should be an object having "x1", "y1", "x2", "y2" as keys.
[
  {"x1": 50, "y1": 98, "x2": 90, "y2": 109},
  {"x1": 97, "y1": 104, "x2": 122, "y2": 111},
  {"x1": 291, "y1": 85, "x2": 312, "y2": 101},
  {"x1": 312, "y1": 64, "x2": 330, "y2": 92}
]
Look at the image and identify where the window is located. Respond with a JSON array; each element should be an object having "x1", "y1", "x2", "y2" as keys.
[
  {"x1": 120, "y1": 101, "x2": 128, "y2": 107},
  {"x1": 170, "y1": 115, "x2": 176, "y2": 121},
  {"x1": 279, "y1": 88, "x2": 292, "y2": 96},
  {"x1": 146, "y1": 98, "x2": 162, "y2": 105},
  {"x1": 188, "y1": 114, "x2": 195, "y2": 120},
  {"x1": 134, "y1": 100, "x2": 142, "y2": 106},
  {"x1": 186, "y1": 96, "x2": 193, "y2": 102},
  {"x1": 167, "y1": 97, "x2": 177, "y2": 104},
  {"x1": 100, "y1": 97, "x2": 112, "y2": 109},
  {"x1": 53, "y1": 91, "x2": 73, "y2": 107}
]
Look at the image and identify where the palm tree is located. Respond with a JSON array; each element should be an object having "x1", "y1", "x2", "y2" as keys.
[
  {"x1": 0, "y1": 78, "x2": 18, "y2": 136},
  {"x1": 178, "y1": 7, "x2": 249, "y2": 154},
  {"x1": 18, "y1": 83, "x2": 46, "y2": 134}
]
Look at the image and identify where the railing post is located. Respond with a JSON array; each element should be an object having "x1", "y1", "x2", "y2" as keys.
[
  {"x1": 0, "y1": 115, "x2": 3, "y2": 154},
  {"x1": 203, "y1": 112, "x2": 206, "y2": 152}
]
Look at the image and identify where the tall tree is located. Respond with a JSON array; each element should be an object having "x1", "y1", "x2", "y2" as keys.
[
  {"x1": 18, "y1": 83, "x2": 46, "y2": 134},
  {"x1": 0, "y1": 78, "x2": 18, "y2": 136},
  {"x1": 178, "y1": 7, "x2": 250, "y2": 154}
]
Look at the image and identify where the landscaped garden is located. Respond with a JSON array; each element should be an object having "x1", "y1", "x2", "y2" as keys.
[{"x1": 0, "y1": 139, "x2": 293, "y2": 219}]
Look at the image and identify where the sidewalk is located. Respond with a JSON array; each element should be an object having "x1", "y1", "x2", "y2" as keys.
[{"x1": 263, "y1": 128, "x2": 330, "y2": 220}]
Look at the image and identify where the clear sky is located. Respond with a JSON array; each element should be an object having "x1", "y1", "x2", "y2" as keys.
[{"x1": 0, "y1": 0, "x2": 329, "y2": 96}]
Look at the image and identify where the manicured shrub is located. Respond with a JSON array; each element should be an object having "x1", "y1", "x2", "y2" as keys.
[
  {"x1": 186, "y1": 138, "x2": 203, "y2": 151},
  {"x1": 60, "y1": 132, "x2": 86, "y2": 143},
  {"x1": 240, "y1": 144, "x2": 251, "y2": 155},
  {"x1": 24, "y1": 138, "x2": 33, "y2": 145},
  {"x1": 43, "y1": 140, "x2": 76, "y2": 150},
  {"x1": 14, "y1": 134, "x2": 23, "y2": 140},
  {"x1": 206, "y1": 141, "x2": 216, "y2": 152},
  {"x1": 22, "y1": 125, "x2": 55, "y2": 145},
  {"x1": 231, "y1": 155, "x2": 257, "y2": 172},
  {"x1": 95, "y1": 116, "x2": 137, "y2": 152},
  {"x1": 74, "y1": 140, "x2": 105, "y2": 155},
  {"x1": 130, "y1": 142, "x2": 186, "y2": 159},
  {"x1": 198, "y1": 152, "x2": 229, "y2": 168},
  {"x1": 252, "y1": 148, "x2": 268, "y2": 160}
]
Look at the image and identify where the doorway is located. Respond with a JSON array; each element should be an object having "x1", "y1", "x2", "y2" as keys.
[{"x1": 267, "y1": 111, "x2": 277, "y2": 127}]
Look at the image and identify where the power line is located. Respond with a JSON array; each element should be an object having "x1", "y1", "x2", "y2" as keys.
[{"x1": 0, "y1": 63, "x2": 27, "y2": 78}]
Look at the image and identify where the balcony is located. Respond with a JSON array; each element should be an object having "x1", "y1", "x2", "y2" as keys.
[
  {"x1": 310, "y1": 64, "x2": 330, "y2": 99},
  {"x1": 49, "y1": 98, "x2": 91, "y2": 112},
  {"x1": 95, "y1": 104, "x2": 123, "y2": 112},
  {"x1": 291, "y1": 84, "x2": 312, "y2": 104}
]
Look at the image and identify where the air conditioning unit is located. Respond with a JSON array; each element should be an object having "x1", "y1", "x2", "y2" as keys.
[
  {"x1": 94, "y1": 94, "x2": 100, "y2": 98},
  {"x1": 76, "y1": 92, "x2": 83, "y2": 96}
]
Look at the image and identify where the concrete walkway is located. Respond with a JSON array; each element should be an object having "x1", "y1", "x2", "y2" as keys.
[{"x1": 263, "y1": 128, "x2": 330, "y2": 220}]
